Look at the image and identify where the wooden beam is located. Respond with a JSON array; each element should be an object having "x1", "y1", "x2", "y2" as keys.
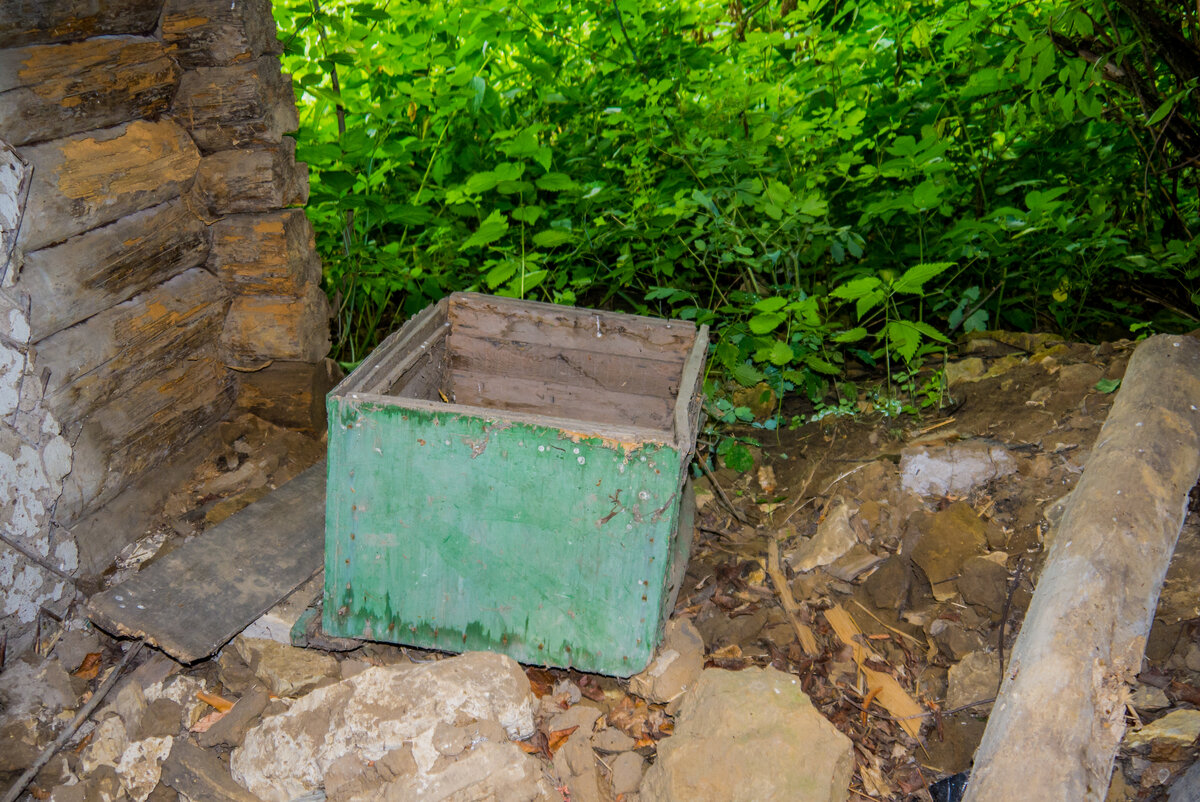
[
  {"x1": 162, "y1": 0, "x2": 279, "y2": 68},
  {"x1": 964, "y1": 334, "x2": 1200, "y2": 801},
  {"x1": 0, "y1": 37, "x2": 179, "y2": 146},
  {"x1": 16, "y1": 120, "x2": 200, "y2": 251},
  {"x1": 192, "y1": 140, "x2": 308, "y2": 215},
  {"x1": 17, "y1": 199, "x2": 209, "y2": 340},
  {"x1": 172, "y1": 57, "x2": 299, "y2": 153},
  {"x1": 0, "y1": 0, "x2": 163, "y2": 48},
  {"x1": 207, "y1": 209, "x2": 320, "y2": 295}
]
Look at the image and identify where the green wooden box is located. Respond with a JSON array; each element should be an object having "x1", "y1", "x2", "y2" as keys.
[{"x1": 323, "y1": 293, "x2": 707, "y2": 675}]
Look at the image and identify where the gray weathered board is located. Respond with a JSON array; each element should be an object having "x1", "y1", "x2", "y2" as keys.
[{"x1": 87, "y1": 462, "x2": 326, "y2": 663}]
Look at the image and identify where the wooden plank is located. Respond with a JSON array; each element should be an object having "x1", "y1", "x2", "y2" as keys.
[
  {"x1": 193, "y1": 140, "x2": 308, "y2": 215},
  {"x1": 17, "y1": 199, "x2": 210, "y2": 341},
  {"x1": 0, "y1": 36, "x2": 179, "y2": 147},
  {"x1": 162, "y1": 0, "x2": 279, "y2": 68},
  {"x1": 172, "y1": 57, "x2": 299, "y2": 153},
  {"x1": 673, "y1": 324, "x2": 709, "y2": 452},
  {"x1": 339, "y1": 391, "x2": 672, "y2": 449},
  {"x1": 207, "y1": 209, "x2": 320, "y2": 296},
  {"x1": 387, "y1": 334, "x2": 447, "y2": 400},
  {"x1": 59, "y1": 353, "x2": 234, "y2": 524},
  {"x1": 16, "y1": 120, "x2": 200, "y2": 252},
  {"x1": 37, "y1": 268, "x2": 228, "y2": 419},
  {"x1": 0, "y1": 0, "x2": 163, "y2": 48},
  {"x1": 448, "y1": 293, "x2": 696, "y2": 362},
  {"x1": 87, "y1": 462, "x2": 326, "y2": 663},
  {"x1": 446, "y1": 334, "x2": 682, "y2": 400},
  {"x1": 446, "y1": 370, "x2": 674, "y2": 431},
  {"x1": 221, "y1": 283, "x2": 330, "y2": 366},
  {"x1": 338, "y1": 297, "x2": 448, "y2": 395}
]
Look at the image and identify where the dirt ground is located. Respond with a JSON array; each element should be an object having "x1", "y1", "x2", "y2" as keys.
[{"x1": 6, "y1": 331, "x2": 1200, "y2": 801}]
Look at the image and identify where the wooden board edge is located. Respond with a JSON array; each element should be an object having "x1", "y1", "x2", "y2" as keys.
[
  {"x1": 673, "y1": 323, "x2": 709, "y2": 454},
  {"x1": 330, "y1": 390, "x2": 675, "y2": 450},
  {"x1": 336, "y1": 297, "x2": 448, "y2": 395},
  {"x1": 449, "y1": 291, "x2": 698, "y2": 335}
]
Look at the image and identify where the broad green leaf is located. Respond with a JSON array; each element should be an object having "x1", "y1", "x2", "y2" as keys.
[
  {"x1": 912, "y1": 180, "x2": 942, "y2": 209},
  {"x1": 464, "y1": 171, "x2": 500, "y2": 194},
  {"x1": 833, "y1": 327, "x2": 869, "y2": 343},
  {"x1": 511, "y1": 206, "x2": 544, "y2": 224},
  {"x1": 832, "y1": 276, "x2": 882, "y2": 300},
  {"x1": 468, "y1": 75, "x2": 486, "y2": 112},
  {"x1": 884, "y1": 321, "x2": 921, "y2": 363},
  {"x1": 535, "y1": 173, "x2": 578, "y2": 191},
  {"x1": 532, "y1": 229, "x2": 572, "y2": 247},
  {"x1": 1095, "y1": 378, "x2": 1121, "y2": 394},
  {"x1": 753, "y1": 296, "x2": 788, "y2": 313},
  {"x1": 908, "y1": 319, "x2": 951, "y2": 343},
  {"x1": 799, "y1": 193, "x2": 828, "y2": 217},
  {"x1": 856, "y1": 290, "x2": 885, "y2": 320},
  {"x1": 893, "y1": 262, "x2": 954, "y2": 294},
  {"x1": 485, "y1": 260, "x2": 517, "y2": 288},
  {"x1": 731, "y1": 362, "x2": 766, "y2": 387},
  {"x1": 748, "y1": 312, "x2": 785, "y2": 334},
  {"x1": 722, "y1": 443, "x2": 754, "y2": 473},
  {"x1": 911, "y1": 21, "x2": 932, "y2": 49},
  {"x1": 460, "y1": 210, "x2": 508, "y2": 250},
  {"x1": 803, "y1": 354, "x2": 841, "y2": 374},
  {"x1": 323, "y1": 171, "x2": 357, "y2": 193},
  {"x1": 766, "y1": 340, "x2": 794, "y2": 365},
  {"x1": 1147, "y1": 95, "x2": 1178, "y2": 126}
]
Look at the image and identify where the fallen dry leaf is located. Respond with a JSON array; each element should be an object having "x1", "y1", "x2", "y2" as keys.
[
  {"x1": 546, "y1": 725, "x2": 579, "y2": 757},
  {"x1": 525, "y1": 667, "x2": 555, "y2": 698},
  {"x1": 576, "y1": 674, "x2": 606, "y2": 702},
  {"x1": 73, "y1": 652, "x2": 102, "y2": 680},
  {"x1": 519, "y1": 730, "x2": 550, "y2": 759},
  {"x1": 190, "y1": 710, "x2": 226, "y2": 733}
]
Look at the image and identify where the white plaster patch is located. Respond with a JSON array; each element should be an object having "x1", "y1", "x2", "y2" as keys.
[
  {"x1": 0, "y1": 546, "x2": 66, "y2": 623},
  {"x1": 0, "y1": 441, "x2": 55, "y2": 542},
  {"x1": 3, "y1": 306, "x2": 30, "y2": 344},
  {"x1": 0, "y1": 342, "x2": 23, "y2": 417},
  {"x1": 54, "y1": 538, "x2": 79, "y2": 573}
]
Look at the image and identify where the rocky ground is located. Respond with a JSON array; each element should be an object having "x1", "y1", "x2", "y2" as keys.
[{"x1": 3, "y1": 332, "x2": 1200, "y2": 801}]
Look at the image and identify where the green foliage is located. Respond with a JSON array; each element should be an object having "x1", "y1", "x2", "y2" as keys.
[{"x1": 275, "y1": 0, "x2": 1198, "y2": 389}]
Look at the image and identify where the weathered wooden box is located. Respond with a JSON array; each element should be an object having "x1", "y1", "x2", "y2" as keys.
[{"x1": 323, "y1": 292, "x2": 707, "y2": 675}]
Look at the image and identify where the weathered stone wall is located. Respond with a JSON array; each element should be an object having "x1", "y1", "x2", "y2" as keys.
[{"x1": 0, "y1": 0, "x2": 330, "y2": 652}]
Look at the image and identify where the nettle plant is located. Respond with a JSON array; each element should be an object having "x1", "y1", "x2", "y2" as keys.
[{"x1": 277, "y1": 0, "x2": 1199, "y2": 447}]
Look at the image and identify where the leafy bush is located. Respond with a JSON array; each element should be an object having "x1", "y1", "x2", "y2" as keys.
[{"x1": 274, "y1": 0, "x2": 1198, "y2": 399}]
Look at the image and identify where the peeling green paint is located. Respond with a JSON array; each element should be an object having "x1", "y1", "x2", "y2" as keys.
[{"x1": 324, "y1": 399, "x2": 688, "y2": 675}]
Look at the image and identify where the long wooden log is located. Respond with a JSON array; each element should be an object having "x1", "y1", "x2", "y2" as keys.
[
  {"x1": 162, "y1": 0, "x2": 279, "y2": 68},
  {"x1": 207, "y1": 209, "x2": 321, "y2": 296},
  {"x1": 17, "y1": 199, "x2": 209, "y2": 341},
  {"x1": 37, "y1": 268, "x2": 228, "y2": 424},
  {"x1": 172, "y1": 58, "x2": 299, "y2": 153},
  {"x1": 221, "y1": 283, "x2": 330, "y2": 366},
  {"x1": 964, "y1": 334, "x2": 1200, "y2": 801},
  {"x1": 193, "y1": 140, "x2": 308, "y2": 215},
  {"x1": 0, "y1": 0, "x2": 163, "y2": 48},
  {"x1": 0, "y1": 37, "x2": 179, "y2": 146},
  {"x1": 16, "y1": 120, "x2": 200, "y2": 251}
]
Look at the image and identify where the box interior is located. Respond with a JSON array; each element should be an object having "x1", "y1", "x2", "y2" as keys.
[{"x1": 380, "y1": 295, "x2": 696, "y2": 432}]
